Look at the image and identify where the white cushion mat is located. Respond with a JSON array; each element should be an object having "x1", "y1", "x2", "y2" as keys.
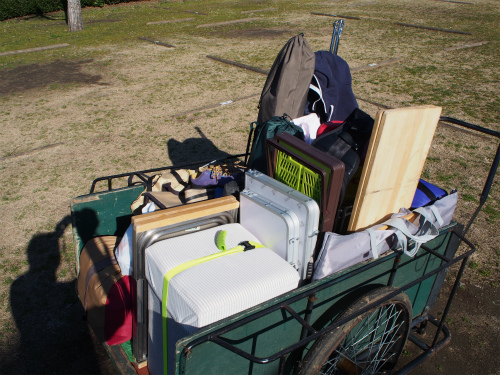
[{"x1": 145, "y1": 223, "x2": 300, "y2": 328}]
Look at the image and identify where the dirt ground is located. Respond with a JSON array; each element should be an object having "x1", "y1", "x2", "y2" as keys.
[{"x1": 0, "y1": 3, "x2": 499, "y2": 374}]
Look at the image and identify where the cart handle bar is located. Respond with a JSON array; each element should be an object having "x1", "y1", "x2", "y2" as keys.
[{"x1": 439, "y1": 117, "x2": 500, "y2": 236}]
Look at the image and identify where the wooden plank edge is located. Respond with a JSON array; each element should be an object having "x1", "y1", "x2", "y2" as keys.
[
  {"x1": 377, "y1": 212, "x2": 419, "y2": 230},
  {"x1": 138, "y1": 37, "x2": 175, "y2": 48},
  {"x1": 171, "y1": 93, "x2": 260, "y2": 118},
  {"x1": 134, "y1": 202, "x2": 240, "y2": 233},
  {"x1": 0, "y1": 142, "x2": 63, "y2": 161},
  {"x1": 434, "y1": 0, "x2": 475, "y2": 4},
  {"x1": 0, "y1": 43, "x2": 69, "y2": 57},
  {"x1": 241, "y1": 8, "x2": 277, "y2": 13},
  {"x1": 438, "y1": 41, "x2": 488, "y2": 53},
  {"x1": 395, "y1": 22, "x2": 472, "y2": 35},
  {"x1": 348, "y1": 109, "x2": 385, "y2": 230},
  {"x1": 146, "y1": 17, "x2": 195, "y2": 25},
  {"x1": 310, "y1": 12, "x2": 362, "y2": 20},
  {"x1": 207, "y1": 55, "x2": 268, "y2": 75},
  {"x1": 132, "y1": 360, "x2": 149, "y2": 375},
  {"x1": 348, "y1": 106, "x2": 441, "y2": 232},
  {"x1": 351, "y1": 58, "x2": 403, "y2": 73},
  {"x1": 196, "y1": 17, "x2": 261, "y2": 28},
  {"x1": 133, "y1": 196, "x2": 239, "y2": 233}
]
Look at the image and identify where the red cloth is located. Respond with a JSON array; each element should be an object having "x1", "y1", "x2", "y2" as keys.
[
  {"x1": 105, "y1": 275, "x2": 136, "y2": 345},
  {"x1": 316, "y1": 121, "x2": 343, "y2": 137}
]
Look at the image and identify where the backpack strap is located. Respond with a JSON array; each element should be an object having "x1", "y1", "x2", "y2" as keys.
[
  {"x1": 244, "y1": 121, "x2": 259, "y2": 166},
  {"x1": 309, "y1": 74, "x2": 334, "y2": 122}
]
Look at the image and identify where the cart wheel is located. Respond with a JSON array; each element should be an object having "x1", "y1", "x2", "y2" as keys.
[{"x1": 298, "y1": 287, "x2": 412, "y2": 375}]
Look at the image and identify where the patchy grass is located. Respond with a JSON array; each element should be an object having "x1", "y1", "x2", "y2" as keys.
[{"x1": 0, "y1": 0, "x2": 499, "y2": 373}]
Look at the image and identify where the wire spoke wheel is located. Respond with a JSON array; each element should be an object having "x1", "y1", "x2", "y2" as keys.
[{"x1": 299, "y1": 287, "x2": 412, "y2": 375}]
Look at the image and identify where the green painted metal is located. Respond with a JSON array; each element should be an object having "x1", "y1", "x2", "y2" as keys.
[
  {"x1": 393, "y1": 229, "x2": 455, "y2": 317},
  {"x1": 174, "y1": 225, "x2": 458, "y2": 375},
  {"x1": 70, "y1": 185, "x2": 144, "y2": 273},
  {"x1": 121, "y1": 341, "x2": 134, "y2": 363},
  {"x1": 70, "y1": 184, "x2": 460, "y2": 375}
]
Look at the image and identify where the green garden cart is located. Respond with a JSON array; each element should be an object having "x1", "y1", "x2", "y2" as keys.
[{"x1": 70, "y1": 117, "x2": 499, "y2": 375}]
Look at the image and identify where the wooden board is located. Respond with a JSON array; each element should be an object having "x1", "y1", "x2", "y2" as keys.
[
  {"x1": 132, "y1": 195, "x2": 239, "y2": 233},
  {"x1": 348, "y1": 105, "x2": 442, "y2": 231}
]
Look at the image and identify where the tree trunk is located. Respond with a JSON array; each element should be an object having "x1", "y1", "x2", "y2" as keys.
[{"x1": 67, "y1": 0, "x2": 84, "y2": 32}]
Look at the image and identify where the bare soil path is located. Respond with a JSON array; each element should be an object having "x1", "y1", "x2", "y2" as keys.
[{"x1": 0, "y1": 1, "x2": 498, "y2": 374}]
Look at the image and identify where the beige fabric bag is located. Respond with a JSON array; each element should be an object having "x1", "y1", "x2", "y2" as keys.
[
  {"x1": 130, "y1": 169, "x2": 196, "y2": 212},
  {"x1": 77, "y1": 236, "x2": 135, "y2": 345}
]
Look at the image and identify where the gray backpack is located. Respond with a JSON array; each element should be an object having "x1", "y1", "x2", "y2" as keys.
[{"x1": 257, "y1": 34, "x2": 315, "y2": 124}]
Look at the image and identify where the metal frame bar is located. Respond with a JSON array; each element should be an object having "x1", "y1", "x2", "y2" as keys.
[
  {"x1": 329, "y1": 19, "x2": 345, "y2": 55},
  {"x1": 394, "y1": 230, "x2": 474, "y2": 374},
  {"x1": 438, "y1": 117, "x2": 500, "y2": 236},
  {"x1": 132, "y1": 213, "x2": 237, "y2": 363},
  {"x1": 89, "y1": 154, "x2": 247, "y2": 194}
]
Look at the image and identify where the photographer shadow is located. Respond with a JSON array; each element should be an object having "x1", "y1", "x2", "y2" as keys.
[{"x1": 6, "y1": 216, "x2": 105, "y2": 374}]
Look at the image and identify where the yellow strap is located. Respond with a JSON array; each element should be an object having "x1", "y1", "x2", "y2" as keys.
[{"x1": 161, "y1": 240, "x2": 263, "y2": 374}]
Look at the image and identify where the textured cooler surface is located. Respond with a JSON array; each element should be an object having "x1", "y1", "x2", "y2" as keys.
[{"x1": 145, "y1": 223, "x2": 300, "y2": 328}]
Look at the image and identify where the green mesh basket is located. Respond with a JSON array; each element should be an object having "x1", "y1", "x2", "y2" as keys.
[
  {"x1": 275, "y1": 151, "x2": 302, "y2": 190},
  {"x1": 300, "y1": 167, "x2": 322, "y2": 203},
  {"x1": 275, "y1": 150, "x2": 322, "y2": 204}
]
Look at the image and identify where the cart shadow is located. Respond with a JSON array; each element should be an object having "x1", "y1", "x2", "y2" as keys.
[
  {"x1": 4, "y1": 216, "x2": 106, "y2": 374},
  {"x1": 167, "y1": 128, "x2": 233, "y2": 166}
]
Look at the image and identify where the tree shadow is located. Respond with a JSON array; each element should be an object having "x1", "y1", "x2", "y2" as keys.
[
  {"x1": 4, "y1": 215, "x2": 106, "y2": 374},
  {"x1": 20, "y1": 4, "x2": 66, "y2": 21},
  {"x1": 0, "y1": 60, "x2": 106, "y2": 96}
]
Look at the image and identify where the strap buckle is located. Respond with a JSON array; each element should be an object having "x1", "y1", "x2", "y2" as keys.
[{"x1": 239, "y1": 241, "x2": 255, "y2": 251}]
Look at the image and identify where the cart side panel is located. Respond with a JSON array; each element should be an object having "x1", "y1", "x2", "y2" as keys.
[
  {"x1": 174, "y1": 224, "x2": 460, "y2": 375},
  {"x1": 423, "y1": 223, "x2": 463, "y2": 312},
  {"x1": 393, "y1": 224, "x2": 457, "y2": 317},
  {"x1": 70, "y1": 185, "x2": 143, "y2": 273},
  {"x1": 178, "y1": 298, "x2": 308, "y2": 375},
  {"x1": 307, "y1": 261, "x2": 393, "y2": 330},
  {"x1": 175, "y1": 257, "x2": 398, "y2": 375}
]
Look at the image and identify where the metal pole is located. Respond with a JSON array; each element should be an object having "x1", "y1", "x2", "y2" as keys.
[{"x1": 329, "y1": 19, "x2": 345, "y2": 55}]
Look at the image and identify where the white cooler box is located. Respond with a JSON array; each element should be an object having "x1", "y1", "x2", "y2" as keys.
[
  {"x1": 145, "y1": 223, "x2": 300, "y2": 375},
  {"x1": 242, "y1": 170, "x2": 320, "y2": 280}
]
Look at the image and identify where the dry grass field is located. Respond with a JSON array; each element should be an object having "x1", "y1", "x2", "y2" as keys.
[{"x1": 0, "y1": 0, "x2": 498, "y2": 374}]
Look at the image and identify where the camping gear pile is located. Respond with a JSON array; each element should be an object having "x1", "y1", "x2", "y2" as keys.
[{"x1": 76, "y1": 25, "x2": 459, "y2": 375}]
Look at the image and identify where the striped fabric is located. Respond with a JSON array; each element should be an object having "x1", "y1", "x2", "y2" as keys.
[
  {"x1": 145, "y1": 223, "x2": 300, "y2": 327},
  {"x1": 145, "y1": 223, "x2": 300, "y2": 374}
]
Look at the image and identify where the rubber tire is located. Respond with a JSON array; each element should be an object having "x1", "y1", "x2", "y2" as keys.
[{"x1": 298, "y1": 287, "x2": 412, "y2": 375}]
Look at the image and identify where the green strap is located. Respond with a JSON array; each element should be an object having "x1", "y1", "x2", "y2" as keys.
[{"x1": 161, "y1": 234, "x2": 263, "y2": 375}]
